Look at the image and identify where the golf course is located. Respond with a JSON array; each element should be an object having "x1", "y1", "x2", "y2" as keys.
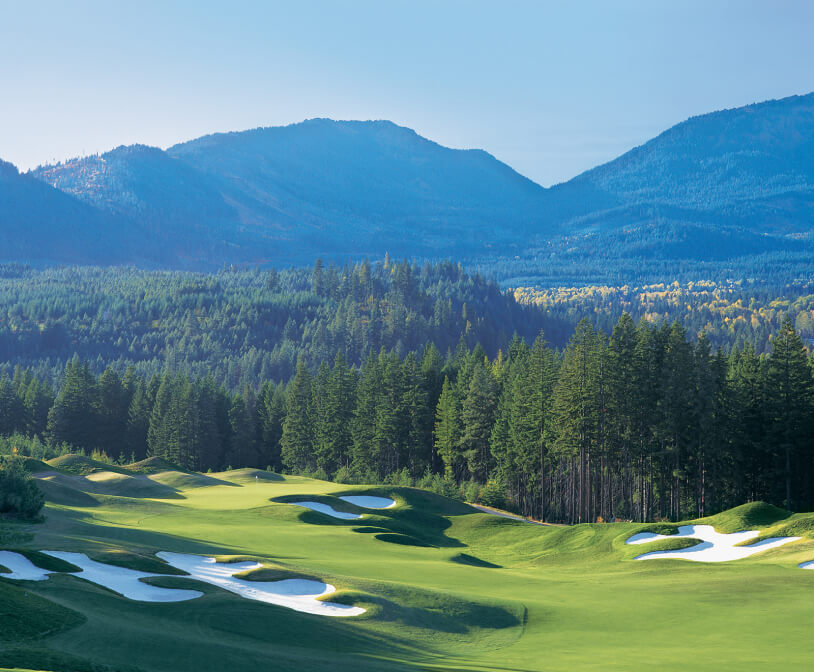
[{"x1": 1, "y1": 455, "x2": 813, "y2": 672}]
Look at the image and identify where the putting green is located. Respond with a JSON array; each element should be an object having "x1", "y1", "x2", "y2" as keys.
[{"x1": 2, "y1": 462, "x2": 813, "y2": 671}]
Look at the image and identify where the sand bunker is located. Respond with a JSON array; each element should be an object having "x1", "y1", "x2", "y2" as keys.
[
  {"x1": 800, "y1": 560, "x2": 814, "y2": 570},
  {"x1": 0, "y1": 551, "x2": 54, "y2": 581},
  {"x1": 42, "y1": 551, "x2": 203, "y2": 602},
  {"x1": 0, "y1": 550, "x2": 362, "y2": 616},
  {"x1": 338, "y1": 495, "x2": 396, "y2": 509},
  {"x1": 157, "y1": 552, "x2": 364, "y2": 616},
  {"x1": 626, "y1": 524, "x2": 800, "y2": 562},
  {"x1": 291, "y1": 501, "x2": 363, "y2": 519}
]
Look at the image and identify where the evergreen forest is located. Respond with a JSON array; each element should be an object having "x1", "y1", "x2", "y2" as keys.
[{"x1": 2, "y1": 259, "x2": 813, "y2": 523}]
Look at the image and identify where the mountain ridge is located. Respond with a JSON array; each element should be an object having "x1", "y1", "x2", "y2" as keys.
[{"x1": 4, "y1": 92, "x2": 813, "y2": 279}]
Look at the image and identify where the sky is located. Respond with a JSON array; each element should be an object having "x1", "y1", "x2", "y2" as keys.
[{"x1": 1, "y1": 0, "x2": 813, "y2": 186}]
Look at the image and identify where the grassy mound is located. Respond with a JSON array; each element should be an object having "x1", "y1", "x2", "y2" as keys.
[
  {"x1": 126, "y1": 457, "x2": 186, "y2": 475},
  {"x1": 213, "y1": 468, "x2": 284, "y2": 483},
  {"x1": 276, "y1": 487, "x2": 471, "y2": 548},
  {"x1": 45, "y1": 455, "x2": 130, "y2": 477},
  {"x1": 14, "y1": 458, "x2": 51, "y2": 475},
  {"x1": 147, "y1": 471, "x2": 233, "y2": 490},
  {"x1": 0, "y1": 582, "x2": 85, "y2": 641},
  {"x1": 35, "y1": 471, "x2": 179, "y2": 501},
  {"x1": 33, "y1": 477, "x2": 99, "y2": 508},
  {"x1": 697, "y1": 501, "x2": 793, "y2": 532}
]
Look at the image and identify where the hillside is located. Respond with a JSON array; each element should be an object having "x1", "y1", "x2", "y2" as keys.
[
  {"x1": 0, "y1": 160, "x2": 133, "y2": 266},
  {"x1": 508, "y1": 94, "x2": 814, "y2": 283},
  {"x1": 563, "y1": 93, "x2": 814, "y2": 228}
]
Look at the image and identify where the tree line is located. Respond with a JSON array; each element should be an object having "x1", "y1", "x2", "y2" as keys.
[{"x1": 1, "y1": 314, "x2": 813, "y2": 522}]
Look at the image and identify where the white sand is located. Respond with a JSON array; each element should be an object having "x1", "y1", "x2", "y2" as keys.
[
  {"x1": 338, "y1": 495, "x2": 396, "y2": 509},
  {"x1": 800, "y1": 560, "x2": 814, "y2": 570},
  {"x1": 626, "y1": 524, "x2": 800, "y2": 562},
  {"x1": 0, "y1": 551, "x2": 54, "y2": 581},
  {"x1": 41, "y1": 551, "x2": 203, "y2": 602},
  {"x1": 157, "y1": 552, "x2": 365, "y2": 616},
  {"x1": 290, "y1": 501, "x2": 362, "y2": 519}
]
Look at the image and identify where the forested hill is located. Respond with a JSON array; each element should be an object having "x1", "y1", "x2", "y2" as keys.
[
  {"x1": 562, "y1": 92, "x2": 814, "y2": 228},
  {"x1": 502, "y1": 93, "x2": 814, "y2": 285},
  {"x1": 0, "y1": 260, "x2": 565, "y2": 389},
  {"x1": 1, "y1": 262, "x2": 812, "y2": 391}
]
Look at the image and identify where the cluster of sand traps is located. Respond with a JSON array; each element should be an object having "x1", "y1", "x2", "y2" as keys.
[
  {"x1": 291, "y1": 502, "x2": 363, "y2": 519},
  {"x1": 0, "y1": 550, "x2": 363, "y2": 616},
  {"x1": 157, "y1": 552, "x2": 365, "y2": 616},
  {"x1": 338, "y1": 495, "x2": 396, "y2": 509},
  {"x1": 42, "y1": 551, "x2": 203, "y2": 602},
  {"x1": 0, "y1": 551, "x2": 54, "y2": 581},
  {"x1": 626, "y1": 524, "x2": 800, "y2": 562}
]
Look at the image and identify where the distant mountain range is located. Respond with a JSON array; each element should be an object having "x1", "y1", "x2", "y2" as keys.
[{"x1": 2, "y1": 93, "x2": 813, "y2": 281}]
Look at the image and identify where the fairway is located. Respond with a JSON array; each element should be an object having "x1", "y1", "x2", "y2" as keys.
[{"x1": 2, "y1": 458, "x2": 814, "y2": 672}]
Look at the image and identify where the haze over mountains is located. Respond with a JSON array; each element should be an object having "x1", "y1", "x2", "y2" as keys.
[{"x1": 3, "y1": 93, "x2": 813, "y2": 282}]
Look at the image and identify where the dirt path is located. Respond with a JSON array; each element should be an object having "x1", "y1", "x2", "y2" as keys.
[{"x1": 470, "y1": 504, "x2": 552, "y2": 526}]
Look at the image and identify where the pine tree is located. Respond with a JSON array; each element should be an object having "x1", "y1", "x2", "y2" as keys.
[
  {"x1": 766, "y1": 317, "x2": 814, "y2": 509},
  {"x1": 259, "y1": 382, "x2": 286, "y2": 471},
  {"x1": 23, "y1": 378, "x2": 54, "y2": 437},
  {"x1": 435, "y1": 376, "x2": 463, "y2": 479},
  {"x1": 548, "y1": 320, "x2": 602, "y2": 523},
  {"x1": 461, "y1": 363, "x2": 497, "y2": 481},
  {"x1": 126, "y1": 381, "x2": 152, "y2": 461},
  {"x1": 281, "y1": 360, "x2": 314, "y2": 472},
  {"x1": 147, "y1": 372, "x2": 174, "y2": 459},
  {"x1": 350, "y1": 353, "x2": 380, "y2": 478},
  {"x1": 228, "y1": 393, "x2": 257, "y2": 468},
  {"x1": 47, "y1": 359, "x2": 99, "y2": 450},
  {"x1": 97, "y1": 367, "x2": 127, "y2": 454}
]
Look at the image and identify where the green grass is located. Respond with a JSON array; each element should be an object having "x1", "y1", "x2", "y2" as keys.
[
  {"x1": 2, "y1": 468, "x2": 813, "y2": 671},
  {"x1": 0, "y1": 581, "x2": 85, "y2": 642}
]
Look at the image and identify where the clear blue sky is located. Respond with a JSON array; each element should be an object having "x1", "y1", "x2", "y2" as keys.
[{"x1": 1, "y1": 0, "x2": 813, "y2": 186}]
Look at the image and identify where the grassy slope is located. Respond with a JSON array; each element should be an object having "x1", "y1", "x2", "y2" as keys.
[{"x1": 1, "y1": 471, "x2": 813, "y2": 671}]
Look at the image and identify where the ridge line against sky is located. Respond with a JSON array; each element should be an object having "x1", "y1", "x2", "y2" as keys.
[{"x1": 2, "y1": 0, "x2": 813, "y2": 186}]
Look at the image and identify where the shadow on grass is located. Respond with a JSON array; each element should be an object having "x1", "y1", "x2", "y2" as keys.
[{"x1": 450, "y1": 553, "x2": 502, "y2": 569}]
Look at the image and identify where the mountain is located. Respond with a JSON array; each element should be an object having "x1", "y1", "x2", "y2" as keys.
[
  {"x1": 30, "y1": 120, "x2": 550, "y2": 265},
  {"x1": 545, "y1": 93, "x2": 814, "y2": 239},
  {"x1": 0, "y1": 159, "x2": 134, "y2": 265},
  {"x1": 31, "y1": 145, "x2": 252, "y2": 266},
  {"x1": 10, "y1": 93, "x2": 814, "y2": 279}
]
